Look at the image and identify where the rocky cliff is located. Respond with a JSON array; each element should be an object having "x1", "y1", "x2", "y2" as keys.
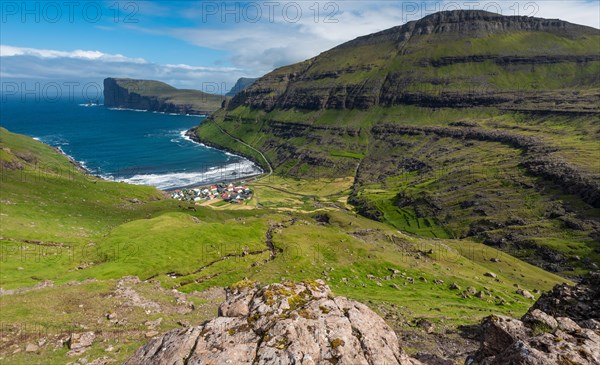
[
  {"x1": 124, "y1": 280, "x2": 422, "y2": 365},
  {"x1": 225, "y1": 77, "x2": 258, "y2": 97},
  {"x1": 103, "y1": 78, "x2": 225, "y2": 115}
]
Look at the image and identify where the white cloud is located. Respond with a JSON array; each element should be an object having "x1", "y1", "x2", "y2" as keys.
[
  {"x1": 163, "y1": 63, "x2": 240, "y2": 72},
  {"x1": 0, "y1": 44, "x2": 247, "y2": 92},
  {"x1": 0, "y1": 45, "x2": 147, "y2": 64},
  {"x1": 2, "y1": 1, "x2": 597, "y2": 89},
  {"x1": 141, "y1": 0, "x2": 599, "y2": 74}
]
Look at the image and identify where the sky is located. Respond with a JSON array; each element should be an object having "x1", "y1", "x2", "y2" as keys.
[{"x1": 1, "y1": 0, "x2": 599, "y2": 94}]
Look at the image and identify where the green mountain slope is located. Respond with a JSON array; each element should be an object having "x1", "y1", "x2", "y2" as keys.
[
  {"x1": 228, "y1": 10, "x2": 599, "y2": 112},
  {"x1": 193, "y1": 10, "x2": 600, "y2": 276},
  {"x1": 0, "y1": 127, "x2": 569, "y2": 364}
]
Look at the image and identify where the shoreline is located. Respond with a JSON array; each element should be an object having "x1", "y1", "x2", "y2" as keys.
[
  {"x1": 52, "y1": 138, "x2": 264, "y2": 191},
  {"x1": 184, "y1": 128, "x2": 268, "y2": 174},
  {"x1": 43, "y1": 121, "x2": 264, "y2": 191},
  {"x1": 51, "y1": 145, "x2": 92, "y2": 175},
  {"x1": 161, "y1": 172, "x2": 264, "y2": 192},
  {"x1": 106, "y1": 106, "x2": 208, "y2": 118}
]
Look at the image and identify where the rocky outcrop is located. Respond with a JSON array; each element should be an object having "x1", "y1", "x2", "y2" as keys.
[
  {"x1": 67, "y1": 331, "x2": 95, "y2": 356},
  {"x1": 529, "y1": 272, "x2": 600, "y2": 327},
  {"x1": 124, "y1": 280, "x2": 422, "y2": 365},
  {"x1": 468, "y1": 272, "x2": 600, "y2": 364},
  {"x1": 124, "y1": 275, "x2": 600, "y2": 364},
  {"x1": 103, "y1": 78, "x2": 224, "y2": 115}
]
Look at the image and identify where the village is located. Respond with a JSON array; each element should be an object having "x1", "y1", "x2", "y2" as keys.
[{"x1": 170, "y1": 182, "x2": 253, "y2": 204}]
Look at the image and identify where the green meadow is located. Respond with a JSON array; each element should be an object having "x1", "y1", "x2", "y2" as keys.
[{"x1": 0, "y1": 127, "x2": 569, "y2": 364}]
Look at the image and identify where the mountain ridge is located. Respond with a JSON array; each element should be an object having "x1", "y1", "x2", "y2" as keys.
[
  {"x1": 227, "y1": 10, "x2": 599, "y2": 112},
  {"x1": 336, "y1": 10, "x2": 599, "y2": 50}
]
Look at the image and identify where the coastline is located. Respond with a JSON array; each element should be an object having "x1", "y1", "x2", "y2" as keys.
[
  {"x1": 161, "y1": 172, "x2": 264, "y2": 192},
  {"x1": 184, "y1": 127, "x2": 268, "y2": 174},
  {"x1": 51, "y1": 136, "x2": 264, "y2": 191},
  {"x1": 107, "y1": 106, "x2": 208, "y2": 118},
  {"x1": 51, "y1": 145, "x2": 92, "y2": 175},
  {"x1": 39, "y1": 121, "x2": 264, "y2": 191}
]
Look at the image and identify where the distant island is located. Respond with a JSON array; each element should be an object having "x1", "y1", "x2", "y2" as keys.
[{"x1": 103, "y1": 77, "x2": 226, "y2": 115}]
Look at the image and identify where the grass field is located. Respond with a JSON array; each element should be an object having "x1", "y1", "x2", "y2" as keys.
[{"x1": 0, "y1": 127, "x2": 571, "y2": 364}]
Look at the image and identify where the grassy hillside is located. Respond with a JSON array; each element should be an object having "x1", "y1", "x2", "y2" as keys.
[
  {"x1": 194, "y1": 11, "x2": 600, "y2": 277},
  {"x1": 0, "y1": 127, "x2": 569, "y2": 364}
]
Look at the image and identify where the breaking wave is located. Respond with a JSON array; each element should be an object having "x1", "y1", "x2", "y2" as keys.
[{"x1": 115, "y1": 160, "x2": 262, "y2": 190}]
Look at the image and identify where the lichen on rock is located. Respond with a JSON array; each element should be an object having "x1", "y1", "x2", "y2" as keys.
[{"x1": 124, "y1": 280, "x2": 422, "y2": 365}]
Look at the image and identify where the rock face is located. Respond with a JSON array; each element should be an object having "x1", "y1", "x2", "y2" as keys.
[
  {"x1": 225, "y1": 77, "x2": 258, "y2": 97},
  {"x1": 103, "y1": 78, "x2": 224, "y2": 115},
  {"x1": 124, "y1": 280, "x2": 422, "y2": 365},
  {"x1": 468, "y1": 272, "x2": 600, "y2": 364}
]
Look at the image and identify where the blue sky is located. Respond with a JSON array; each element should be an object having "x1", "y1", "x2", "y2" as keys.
[{"x1": 1, "y1": 1, "x2": 599, "y2": 93}]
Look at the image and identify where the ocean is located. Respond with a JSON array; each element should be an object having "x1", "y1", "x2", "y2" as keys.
[{"x1": 0, "y1": 97, "x2": 262, "y2": 190}]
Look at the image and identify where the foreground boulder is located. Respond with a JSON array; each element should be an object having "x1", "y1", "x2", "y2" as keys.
[
  {"x1": 124, "y1": 280, "x2": 421, "y2": 365},
  {"x1": 468, "y1": 272, "x2": 600, "y2": 364}
]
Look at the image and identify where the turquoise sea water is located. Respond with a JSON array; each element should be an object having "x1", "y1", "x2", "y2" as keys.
[{"x1": 0, "y1": 98, "x2": 261, "y2": 189}]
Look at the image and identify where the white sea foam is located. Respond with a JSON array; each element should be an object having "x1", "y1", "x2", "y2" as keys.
[
  {"x1": 179, "y1": 129, "x2": 191, "y2": 141},
  {"x1": 32, "y1": 137, "x2": 40, "y2": 141},
  {"x1": 107, "y1": 107, "x2": 147, "y2": 112},
  {"x1": 108, "y1": 107, "x2": 204, "y2": 117},
  {"x1": 178, "y1": 130, "x2": 237, "y2": 158},
  {"x1": 78, "y1": 160, "x2": 90, "y2": 171},
  {"x1": 115, "y1": 160, "x2": 263, "y2": 190}
]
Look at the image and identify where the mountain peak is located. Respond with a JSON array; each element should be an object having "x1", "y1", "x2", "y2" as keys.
[
  {"x1": 227, "y1": 10, "x2": 599, "y2": 113},
  {"x1": 412, "y1": 9, "x2": 595, "y2": 35}
]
